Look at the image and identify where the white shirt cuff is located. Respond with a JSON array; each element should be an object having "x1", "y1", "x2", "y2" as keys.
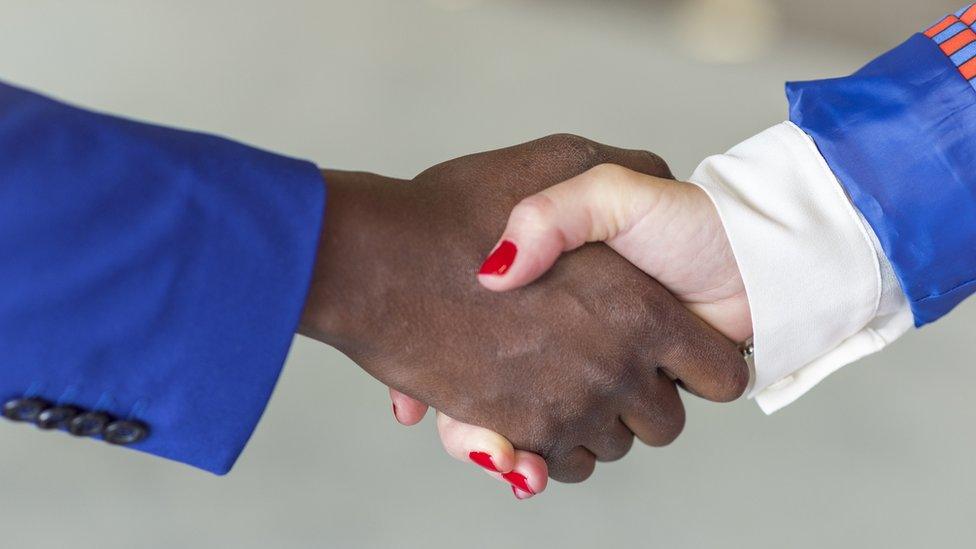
[{"x1": 688, "y1": 121, "x2": 912, "y2": 414}]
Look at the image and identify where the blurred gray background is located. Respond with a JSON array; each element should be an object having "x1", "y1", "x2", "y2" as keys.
[{"x1": 0, "y1": 0, "x2": 972, "y2": 547}]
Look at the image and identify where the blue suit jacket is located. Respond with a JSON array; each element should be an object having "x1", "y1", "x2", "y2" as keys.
[{"x1": 0, "y1": 81, "x2": 325, "y2": 474}]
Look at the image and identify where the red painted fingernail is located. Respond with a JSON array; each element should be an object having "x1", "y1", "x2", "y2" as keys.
[
  {"x1": 469, "y1": 451, "x2": 499, "y2": 472},
  {"x1": 478, "y1": 240, "x2": 517, "y2": 275},
  {"x1": 502, "y1": 471, "x2": 535, "y2": 495}
]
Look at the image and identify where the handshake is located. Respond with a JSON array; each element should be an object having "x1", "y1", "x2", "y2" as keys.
[{"x1": 299, "y1": 134, "x2": 753, "y2": 499}]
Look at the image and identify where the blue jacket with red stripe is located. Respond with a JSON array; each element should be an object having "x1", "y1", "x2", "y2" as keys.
[{"x1": 789, "y1": 4, "x2": 976, "y2": 326}]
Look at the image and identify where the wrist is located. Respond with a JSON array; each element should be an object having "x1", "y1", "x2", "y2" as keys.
[
  {"x1": 620, "y1": 178, "x2": 752, "y2": 341},
  {"x1": 298, "y1": 170, "x2": 406, "y2": 353},
  {"x1": 681, "y1": 182, "x2": 753, "y2": 342}
]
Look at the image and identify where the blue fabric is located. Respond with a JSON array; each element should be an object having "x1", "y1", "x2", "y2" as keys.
[
  {"x1": 788, "y1": 33, "x2": 976, "y2": 326},
  {"x1": 0, "y1": 81, "x2": 326, "y2": 473}
]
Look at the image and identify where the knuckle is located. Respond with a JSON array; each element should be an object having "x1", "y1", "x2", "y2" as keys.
[
  {"x1": 584, "y1": 163, "x2": 634, "y2": 198},
  {"x1": 715, "y1": 354, "x2": 750, "y2": 402},
  {"x1": 534, "y1": 418, "x2": 565, "y2": 454},
  {"x1": 541, "y1": 133, "x2": 603, "y2": 167},
  {"x1": 632, "y1": 149, "x2": 673, "y2": 178},
  {"x1": 632, "y1": 294, "x2": 674, "y2": 344},
  {"x1": 579, "y1": 357, "x2": 632, "y2": 399},
  {"x1": 684, "y1": 340, "x2": 751, "y2": 404},
  {"x1": 515, "y1": 406, "x2": 569, "y2": 457},
  {"x1": 595, "y1": 432, "x2": 634, "y2": 463},
  {"x1": 541, "y1": 133, "x2": 589, "y2": 149},
  {"x1": 586, "y1": 162, "x2": 629, "y2": 185},
  {"x1": 647, "y1": 404, "x2": 686, "y2": 447},
  {"x1": 511, "y1": 193, "x2": 558, "y2": 232},
  {"x1": 548, "y1": 451, "x2": 596, "y2": 484}
]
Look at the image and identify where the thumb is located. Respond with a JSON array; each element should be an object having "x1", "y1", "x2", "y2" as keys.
[{"x1": 477, "y1": 164, "x2": 667, "y2": 292}]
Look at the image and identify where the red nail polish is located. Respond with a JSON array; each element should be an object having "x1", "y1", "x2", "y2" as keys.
[
  {"x1": 502, "y1": 471, "x2": 534, "y2": 495},
  {"x1": 478, "y1": 240, "x2": 517, "y2": 276},
  {"x1": 469, "y1": 451, "x2": 499, "y2": 472}
]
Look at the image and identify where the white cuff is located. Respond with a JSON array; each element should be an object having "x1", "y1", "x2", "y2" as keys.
[{"x1": 688, "y1": 122, "x2": 912, "y2": 414}]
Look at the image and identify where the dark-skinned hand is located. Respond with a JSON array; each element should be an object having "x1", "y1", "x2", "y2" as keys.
[{"x1": 299, "y1": 135, "x2": 748, "y2": 483}]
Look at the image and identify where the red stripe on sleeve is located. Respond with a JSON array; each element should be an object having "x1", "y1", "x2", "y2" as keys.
[
  {"x1": 926, "y1": 15, "x2": 959, "y2": 38},
  {"x1": 962, "y1": 5, "x2": 976, "y2": 25},
  {"x1": 959, "y1": 57, "x2": 976, "y2": 79},
  {"x1": 941, "y1": 28, "x2": 976, "y2": 55}
]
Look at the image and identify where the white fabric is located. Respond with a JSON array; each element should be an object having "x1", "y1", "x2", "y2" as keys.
[{"x1": 688, "y1": 121, "x2": 912, "y2": 414}]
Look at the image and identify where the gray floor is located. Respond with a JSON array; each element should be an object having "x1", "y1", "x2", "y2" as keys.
[{"x1": 1, "y1": 1, "x2": 973, "y2": 547}]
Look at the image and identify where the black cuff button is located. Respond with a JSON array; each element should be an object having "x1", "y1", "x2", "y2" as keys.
[
  {"x1": 2, "y1": 398, "x2": 50, "y2": 422},
  {"x1": 104, "y1": 420, "x2": 149, "y2": 445},
  {"x1": 36, "y1": 406, "x2": 80, "y2": 430},
  {"x1": 68, "y1": 411, "x2": 111, "y2": 437}
]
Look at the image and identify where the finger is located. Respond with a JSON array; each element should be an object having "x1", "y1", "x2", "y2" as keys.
[
  {"x1": 389, "y1": 388, "x2": 428, "y2": 426},
  {"x1": 506, "y1": 450, "x2": 549, "y2": 500},
  {"x1": 477, "y1": 164, "x2": 667, "y2": 292},
  {"x1": 585, "y1": 417, "x2": 635, "y2": 463},
  {"x1": 471, "y1": 449, "x2": 551, "y2": 500},
  {"x1": 621, "y1": 372, "x2": 686, "y2": 447},
  {"x1": 436, "y1": 412, "x2": 516, "y2": 474},
  {"x1": 656, "y1": 309, "x2": 750, "y2": 403},
  {"x1": 434, "y1": 413, "x2": 550, "y2": 499},
  {"x1": 547, "y1": 446, "x2": 597, "y2": 484}
]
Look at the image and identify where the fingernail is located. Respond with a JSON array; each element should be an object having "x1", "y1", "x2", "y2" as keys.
[
  {"x1": 502, "y1": 471, "x2": 535, "y2": 495},
  {"x1": 469, "y1": 451, "x2": 499, "y2": 472},
  {"x1": 511, "y1": 485, "x2": 530, "y2": 500},
  {"x1": 478, "y1": 240, "x2": 517, "y2": 276},
  {"x1": 392, "y1": 402, "x2": 402, "y2": 424}
]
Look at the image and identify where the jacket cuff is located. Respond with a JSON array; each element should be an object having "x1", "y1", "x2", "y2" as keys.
[{"x1": 0, "y1": 81, "x2": 326, "y2": 474}]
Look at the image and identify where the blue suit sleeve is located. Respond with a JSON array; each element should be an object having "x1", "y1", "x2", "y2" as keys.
[
  {"x1": 787, "y1": 15, "x2": 976, "y2": 327},
  {"x1": 0, "y1": 80, "x2": 326, "y2": 474}
]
